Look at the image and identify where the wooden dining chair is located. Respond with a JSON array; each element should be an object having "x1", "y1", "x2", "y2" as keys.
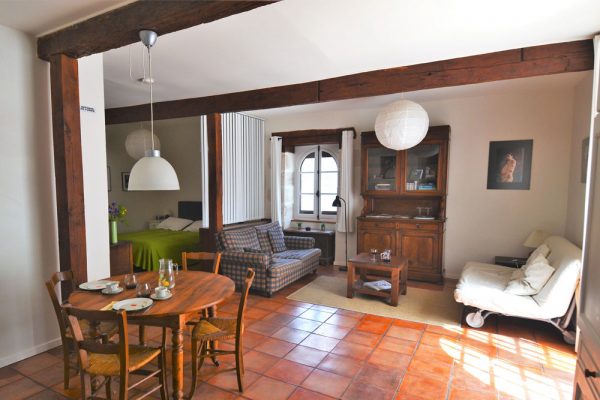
[
  {"x1": 45, "y1": 271, "x2": 117, "y2": 389},
  {"x1": 181, "y1": 251, "x2": 221, "y2": 273},
  {"x1": 188, "y1": 268, "x2": 255, "y2": 397},
  {"x1": 65, "y1": 306, "x2": 168, "y2": 400}
]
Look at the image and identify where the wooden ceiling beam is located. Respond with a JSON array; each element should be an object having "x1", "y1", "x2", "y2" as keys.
[
  {"x1": 37, "y1": 0, "x2": 279, "y2": 61},
  {"x1": 105, "y1": 39, "x2": 593, "y2": 125}
]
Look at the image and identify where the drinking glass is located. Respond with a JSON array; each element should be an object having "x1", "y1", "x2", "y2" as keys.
[
  {"x1": 124, "y1": 274, "x2": 137, "y2": 289},
  {"x1": 158, "y1": 259, "x2": 176, "y2": 289},
  {"x1": 136, "y1": 282, "x2": 151, "y2": 298}
]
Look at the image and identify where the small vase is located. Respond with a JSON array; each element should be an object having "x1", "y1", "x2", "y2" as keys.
[{"x1": 110, "y1": 220, "x2": 118, "y2": 244}]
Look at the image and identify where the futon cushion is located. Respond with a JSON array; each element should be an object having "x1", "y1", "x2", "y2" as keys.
[
  {"x1": 505, "y1": 255, "x2": 555, "y2": 296},
  {"x1": 268, "y1": 228, "x2": 287, "y2": 253},
  {"x1": 526, "y1": 243, "x2": 550, "y2": 265},
  {"x1": 222, "y1": 228, "x2": 261, "y2": 251}
]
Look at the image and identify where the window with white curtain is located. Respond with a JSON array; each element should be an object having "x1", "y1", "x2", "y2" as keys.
[
  {"x1": 200, "y1": 113, "x2": 265, "y2": 225},
  {"x1": 294, "y1": 144, "x2": 339, "y2": 221}
]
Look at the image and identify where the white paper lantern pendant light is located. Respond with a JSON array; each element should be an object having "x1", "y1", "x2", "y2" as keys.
[
  {"x1": 125, "y1": 127, "x2": 160, "y2": 160},
  {"x1": 128, "y1": 30, "x2": 180, "y2": 191},
  {"x1": 374, "y1": 99, "x2": 429, "y2": 150}
]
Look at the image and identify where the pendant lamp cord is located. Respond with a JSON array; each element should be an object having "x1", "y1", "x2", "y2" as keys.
[{"x1": 147, "y1": 44, "x2": 155, "y2": 151}]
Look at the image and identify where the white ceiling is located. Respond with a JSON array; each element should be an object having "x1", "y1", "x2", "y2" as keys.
[
  {"x1": 102, "y1": 0, "x2": 600, "y2": 108},
  {"x1": 0, "y1": 0, "x2": 132, "y2": 36}
]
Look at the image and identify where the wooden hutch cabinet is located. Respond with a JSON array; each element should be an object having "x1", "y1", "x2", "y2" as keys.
[{"x1": 357, "y1": 126, "x2": 450, "y2": 283}]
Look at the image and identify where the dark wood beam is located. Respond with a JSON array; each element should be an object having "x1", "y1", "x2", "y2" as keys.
[
  {"x1": 273, "y1": 128, "x2": 356, "y2": 152},
  {"x1": 50, "y1": 54, "x2": 87, "y2": 288},
  {"x1": 37, "y1": 0, "x2": 279, "y2": 61},
  {"x1": 198, "y1": 113, "x2": 223, "y2": 252},
  {"x1": 105, "y1": 39, "x2": 593, "y2": 124}
]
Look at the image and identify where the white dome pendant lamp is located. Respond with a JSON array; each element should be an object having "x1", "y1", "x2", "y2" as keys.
[
  {"x1": 374, "y1": 99, "x2": 429, "y2": 150},
  {"x1": 128, "y1": 30, "x2": 180, "y2": 191}
]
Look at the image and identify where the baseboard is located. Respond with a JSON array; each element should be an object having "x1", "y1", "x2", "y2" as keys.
[{"x1": 0, "y1": 337, "x2": 61, "y2": 368}]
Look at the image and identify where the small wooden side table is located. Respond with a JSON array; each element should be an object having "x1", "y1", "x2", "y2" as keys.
[
  {"x1": 495, "y1": 256, "x2": 528, "y2": 268},
  {"x1": 347, "y1": 253, "x2": 408, "y2": 306}
]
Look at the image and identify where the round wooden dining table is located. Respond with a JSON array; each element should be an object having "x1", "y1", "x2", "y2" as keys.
[{"x1": 69, "y1": 271, "x2": 235, "y2": 400}]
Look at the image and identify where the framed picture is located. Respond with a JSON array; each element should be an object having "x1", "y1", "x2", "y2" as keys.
[
  {"x1": 486, "y1": 139, "x2": 533, "y2": 190},
  {"x1": 121, "y1": 172, "x2": 130, "y2": 191},
  {"x1": 107, "y1": 166, "x2": 111, "y2": 192},
  {"x1": 408, "y1": 168, "x2": 424, "y2": 181},
  {"x1": 582, "y1": 137, "x2": 590, "y2": 183}
]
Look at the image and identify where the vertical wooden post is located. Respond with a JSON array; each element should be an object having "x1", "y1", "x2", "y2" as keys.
[
  {"x1": 199, "y1": 113, "x2": 223, "y2": 251},
  {"x1": 50, "y1": 54, "x2": 87, "y2": 289}
]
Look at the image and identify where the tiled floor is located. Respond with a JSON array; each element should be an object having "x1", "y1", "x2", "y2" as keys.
[{"x1": 1, "y1": 266, "x2": 576, "y2": 399}]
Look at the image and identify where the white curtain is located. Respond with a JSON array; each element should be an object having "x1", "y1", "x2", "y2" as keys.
[
  {"x1": 337, "y1": 130, "x2": 356, "y2": 232},
  {"x1": 271, "y1": 137, "x2": 283, "y2": 224}
]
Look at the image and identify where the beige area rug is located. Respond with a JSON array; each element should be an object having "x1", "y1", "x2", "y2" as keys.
[{"x1": 287, "y1": 275, "x2": 463, "y2": 327}]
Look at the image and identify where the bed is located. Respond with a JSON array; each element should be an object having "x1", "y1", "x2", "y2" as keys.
[{"x1": 120, "y1": 201, "x2": 202, "y2": 271}]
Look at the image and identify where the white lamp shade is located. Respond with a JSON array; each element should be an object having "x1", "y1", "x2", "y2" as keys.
[
  {"x1": 125, "y1": 128, "x2": 161, "y2": 160},
  {"x1": 374, "y1": 100, "x2": 429, "y2": 150},
  {"x1": 128, "y1": 151, "x2": 180, "y2": 191},
  {"x1": 523, "y1": 230, "x2": 550, "y2": 248}
]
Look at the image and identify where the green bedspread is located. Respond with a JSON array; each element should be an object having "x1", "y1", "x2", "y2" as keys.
[{"x1": 119, "y1": 229, "x2": 200, "y2": 271}]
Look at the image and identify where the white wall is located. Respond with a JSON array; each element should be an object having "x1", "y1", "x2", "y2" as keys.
[
  {"x1": 79, "y1": 54, "x2": 110, "y2": 280},
  {"x1": 106, "y1": 117, "x2": 202, "y2": 232},
  {"x1": 565, "y1": 72, "x2": 594, "y2": 247},
  {"x1": 264, "y1": 84, "x2": 577, "y2": 278},
  {"x1": 0, "y1": 25, "x2": 60, "y2": 367}
]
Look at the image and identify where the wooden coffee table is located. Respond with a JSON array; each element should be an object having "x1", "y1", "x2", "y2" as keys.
[{"x1": 347, "y1": 253, "x2": 408, "y2": 306}]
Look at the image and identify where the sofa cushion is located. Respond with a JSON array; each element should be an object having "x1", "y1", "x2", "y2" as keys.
[
  {"x1": 269, "y1": 228, "x2": 287, "y2": 253},
  {"x1": 505, "y1": 255, "x2": 555, "y2": 296},
  {"x1": 244, "y1": 247, "x2": 272, "y2": 256},
  {"x1": 222, "y1": 228, "x2": 261, "y2": 251},
  {"x1": 274, "y1": 249, "x2": 321, "y2": 265},
  {"x1": 254, "y1": 222, "x2": 280, "y2": 252}
]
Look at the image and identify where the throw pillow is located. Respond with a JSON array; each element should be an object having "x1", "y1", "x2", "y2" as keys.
[
  {"x1": 526, "y1": 243, "x2": 550, "y2": 265},
  {"x1": 156, "y1": 217, "x2": 193, "y2": 231},
  {"x1": 505, "y1": 255, "x2": 555, "y2": 296},
  {"x1": 254, "y1": 222, "x2": 280, "y2": 252},
  {"x1": 268, "y1": 228, "x2": 287, "y2": 253},
  {"x1": 222, "y1": 228, "x2": 261, "y2": 251}
]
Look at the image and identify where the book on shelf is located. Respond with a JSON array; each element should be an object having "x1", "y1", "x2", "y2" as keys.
[{"x1": 363, "y1": 280, "x2": 392, "y2": 291}]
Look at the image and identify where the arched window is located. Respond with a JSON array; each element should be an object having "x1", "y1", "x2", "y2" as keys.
[{"x1": 296, "y1": 145, "x2": 339, "y2": 220}]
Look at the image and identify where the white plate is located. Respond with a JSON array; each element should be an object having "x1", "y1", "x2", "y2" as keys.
[
  {"x1": 112, "y1": 298, "x2": 153, "y2": 312},
  {"x1": 101, "y1": 287, "x2": 124, "y2": 295},
  {"x1": 150, "y1": 291, "x2": 172, "y2": 301},
  {"x1": 79, "y1": 280, "x2": 115, "y2": 291}
]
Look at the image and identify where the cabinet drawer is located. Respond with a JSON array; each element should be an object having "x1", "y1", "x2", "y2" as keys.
[
  {"x1": 359, "y1": 221, "x2": 396, "y2": 229},
  {"x1": 396, "y1": 222, "x2": 439, "y2": 232}
]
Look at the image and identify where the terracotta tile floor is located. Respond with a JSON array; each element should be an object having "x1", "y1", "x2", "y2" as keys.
[{"x1": 1, "y1": 266, "x2": 576, "y2": 399}]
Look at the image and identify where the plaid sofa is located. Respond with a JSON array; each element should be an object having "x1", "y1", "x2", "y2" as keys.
[{"x1": 216, "y1": 222, "x2": 321, "y2": 296}]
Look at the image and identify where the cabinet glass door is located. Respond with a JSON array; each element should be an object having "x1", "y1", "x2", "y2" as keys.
[
  {"x1": 367, "y1": 147, "x2": 397, "y2": 192},
  {"x1": 405, "y1": 144, "x2": 440, "y2": 192}
]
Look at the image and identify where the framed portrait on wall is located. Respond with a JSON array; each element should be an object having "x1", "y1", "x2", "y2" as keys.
[
  {"x1": 486, "y1": 139, "x2": 533, "y2": 190},
  {"x1": 121, "y1": 172, "x2": 130, "y2": 191}
]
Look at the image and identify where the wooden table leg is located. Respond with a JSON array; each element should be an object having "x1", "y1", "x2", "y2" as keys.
[
  {"x1": 391, "y1": 269, "x2": 399, "y2": 306},
  {"x1": 347, "y1": 262, "x2": 355, "y2": 299},
  {"x1": 171, "y1": 316, "x2": 184, "y2": 400}
]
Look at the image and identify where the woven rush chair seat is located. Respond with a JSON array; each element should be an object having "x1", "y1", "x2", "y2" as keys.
[
  {"x1": 86, "y1": 346, "x2": 162, "y2": 376},
  {"x1": 192, "y1": 318, "x2": 237, "y2": 341}
]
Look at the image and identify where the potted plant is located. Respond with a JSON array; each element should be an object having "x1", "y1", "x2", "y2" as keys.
[{"x1": 108, "y1": 201, "x2": 128, "y2": 244}]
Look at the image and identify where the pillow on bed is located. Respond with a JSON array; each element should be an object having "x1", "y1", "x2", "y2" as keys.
[
  {"x1": 157, "y1": 217, "x2": 193, "y2": 231},
  {"x1": 505, "y1": 254, "x2": 555, "y2": 296},
  {"x1": 183, "y1": 220, "x2": 203, "y2": 232}
]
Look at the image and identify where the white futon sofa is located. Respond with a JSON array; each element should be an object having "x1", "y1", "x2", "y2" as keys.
[{"x1": 454, "y1": 235, "x2": 581, "y2": 343}]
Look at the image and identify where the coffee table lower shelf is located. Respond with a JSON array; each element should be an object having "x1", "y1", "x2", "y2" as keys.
[{"x1": 352, "y1": 280, "x2": 393, "y2": 299}]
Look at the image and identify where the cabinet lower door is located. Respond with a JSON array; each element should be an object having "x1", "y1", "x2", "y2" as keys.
[
  {"x1": 358, "y1": 229, "x2": 395, "y2": 254},
  {"x1": 398, "y1": 231, "x2": 441, "y2": 282}
]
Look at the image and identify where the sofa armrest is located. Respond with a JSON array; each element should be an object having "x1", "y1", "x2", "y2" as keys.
[
  {"x1": 284, "y1": 236, "x2": 315, "y2": 250},
  {"x1": 220, "y1": 251, "x2": 272, "y2": 271}
]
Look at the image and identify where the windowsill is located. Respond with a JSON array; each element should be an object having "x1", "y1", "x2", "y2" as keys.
[{"x1": 292, "y1": 218, "x2": 337, "y2": 223}]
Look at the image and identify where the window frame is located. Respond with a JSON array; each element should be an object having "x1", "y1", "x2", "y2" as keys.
[{"x1": 294, "y1": 144, "x2": 340, "y2": 222}]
